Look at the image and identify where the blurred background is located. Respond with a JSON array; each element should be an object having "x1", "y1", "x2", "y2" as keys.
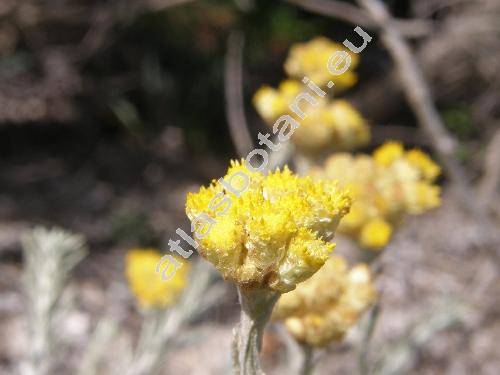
[{"x1": 0, "y1": 0, "x2": 499, "y2": 374}]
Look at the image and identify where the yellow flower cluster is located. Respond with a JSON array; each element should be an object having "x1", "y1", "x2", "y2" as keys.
[
  {"x1": 274, "y1": 255, "x2": 376, "y2": 347},
  {"x1": 253, "y1": 37, "x2": 369, "y2": 155},
  {"x1": 293, "y1": 99, "x2": 370, "y2": 154},
  {"x1": 125, "y1": 248, "x2": 190, "y2": 309},
  {"x1": 310, "y1": 141, "x2": 441, "y2": 250},
  {"x1": 284, "y1": 37, "x2": 359, "y2": 89},
  {"x1": 253, "y1": 84, "x2": 370, "y2": 154},
  {"x1": 185, "y1": 160, "x2": 352, "y2": 293}
]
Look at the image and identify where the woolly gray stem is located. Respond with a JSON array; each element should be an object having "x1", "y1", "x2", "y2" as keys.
[
  {"x1": 298, "y1": 343, "x2": 314, "y2": 375},
  {"x1": 232, "y1": 287, "x2": 280, "y2": 375}
]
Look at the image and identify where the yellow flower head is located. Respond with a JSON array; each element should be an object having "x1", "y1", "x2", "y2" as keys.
[
  {"x1": 274, "y1": 255, "x2": 376, "y2": 347},
  {"x1": 186, "y1": 160, "x2": 352, "y2": 293},
  {"x1": 310, "y1": 142, "x2": 441, "y2": 250},
  {"x1": 284, "y1": 37, "x2": 359, "y2": 90},
  {"x1": 359, "y1": 218, "x2": 393, "y2": 250},
  {"x1": 373, "y1": 141, "x2": 404, "y2": 166},
  {"x1": 125, "y1": 248, "x2": 190, "y2": 309}
]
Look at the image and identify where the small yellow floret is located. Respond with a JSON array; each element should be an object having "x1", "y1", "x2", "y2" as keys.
[
  {"x1": 359, "y1": 218, "x2": 393, "y2": 250},
  {"x1": 373, "y1": 141, "x2": 404, "y2": 166},
  {"x1": 125, "y1": 248, "x2": 190, "y2": 309}
]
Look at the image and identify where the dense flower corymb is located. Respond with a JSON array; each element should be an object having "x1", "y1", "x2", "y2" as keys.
[
  {"x1": 284, "y1": 37, "x2": 359, "y2": 90},
  {"x1": 292, "y1": 99, "x2": 370, "y2": 154},
  {"x1": 252, "y1": 36, "x2": 369, "y2": 156},
  {"x1": 185, "y1": 161, "x2": 352, "y2": 293},
  {"x1": 310, "y1": 141, "x2": 441, "y2": 250},
  {"x1": 125, "y1": 248, "x2": 190, "y2": 309},
  {"x1": 253, "y1": 81, "x2": 370, "y2": 154},
  {"x1": 273, "y1": 255, "x2": 376, "y2": 347}
]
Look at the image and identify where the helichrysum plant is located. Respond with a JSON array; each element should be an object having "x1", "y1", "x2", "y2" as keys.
[
  {"x1": 125, "y1": 248, "x2": 191, "y2": 375},
  {"x1": 310, "y1": 141, "x2": 441, "y2": 251},
  {"x1": 253, "y1": 37, "x2": 370, "y2": 161},
  {"x1": 186, "y1": 160, "x2": 352, "y2": 374},
  {"x1": 22, "y1": 226, "x2": 87, "y2": 375}
]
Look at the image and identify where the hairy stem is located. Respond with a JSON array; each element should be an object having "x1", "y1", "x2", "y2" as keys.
[
  {"x1": 298, "y1": 343, "x2": 314, "y2": 375},
  {"x1": 232, "y1": 287, "x2": 280, "y2": 375}
]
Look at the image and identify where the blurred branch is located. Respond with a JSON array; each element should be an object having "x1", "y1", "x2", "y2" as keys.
[
  {"x1": 274, "y1": 324, "x2": 303, "y2": 373},
  {"x1": 276, "y1": 323, "x2": 324, "y2": 375},
  {"x1": 356, "y1": 0, "x2": 478, "y2": 215},
  {"x1": 285, "y1": 0, "x2": 369, "y2": 26},
  {"x1": 147, "y1": 0, "x2": 196, "y2": 12},
  {"x1": 358, "y1": 301, "x2": 381, "y2": 375},
  {"x1": 78, "y1": 0, "x2": 196, "y2": 59},
  {"x1": 298, "y1": 343, "x2": 314, "y2": 375},
  {"x1": 477, "y1": 127, "x2": 500, "y2": 211},
  {"x1": 373, "y1": 299, "x2": 473, "y2": 375},
  {"x1": 348, "y1": 0, "x2": 500, "y2": 136},
  {"x1": 233, "y1": 0, "x2": 255, "y2": 12},
  {"x1": 283, "y1": 0, "x2": 433, "y2": 38},
  {"x1": 224, "y1": 31, "x2": 254, "y2": 157}
]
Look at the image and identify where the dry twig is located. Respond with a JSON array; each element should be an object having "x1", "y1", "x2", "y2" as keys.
[
  {"x1": 356, "y1": 0, "x2": 477, "y2": 214},
  {"x1": 477, "y1": 127, "x2": 500, "y2": 211},
  {"x1": 78, "y1": 0, "x2": 196, "y2": 59},
  {"x1": 283, "y1": 0, "x2": 432, "y2": 38},
  {"x1": 372, "y1": 299, "x2": 473, "y2": 375},
  {"x1": 224, "y1": 31, "x2": 254, "y2": 157}
]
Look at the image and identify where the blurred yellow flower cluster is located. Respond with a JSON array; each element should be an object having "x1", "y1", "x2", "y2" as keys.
[
  {"x1": 284, "y1": 37, "x2": 359, "y2": 89},
  {"x1": 310, "y1": 141, "x2": 441, "y2": 250},
  {"x1": 274, "y1": 255, "x2": 376, "y2": 347},
  {"x1": 253, "y1": 85, "x2": 369, "y2": 154},
  {"x1": 293, "y1": 99, "x2": 370, "y2": 154},
  {"x1": 125, "y1": 248, "x2": 190, "y2": 309},
  {"x1": 253, "y1": 37, "x2": 369, "y2": 155},
  {"x1": 186, "y1": 160, "x2": 352, "y2": 293}
]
